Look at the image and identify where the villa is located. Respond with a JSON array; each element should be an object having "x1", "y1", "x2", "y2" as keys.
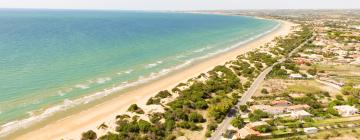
[
  {"x1": 286, "y1": 104, "x2": 311, "y2": 111},
  {"x1": 333, "y1": 105, "x2": 359, "y2": 117},
  {"x1": 271, "y1": 100, "x2": 292, "y2": 106},
  {"x1": 234, "y1": 127, "x2": 261, "y2": 139},
  {"x1": 290, "y1": 110, "x2": 312, "y2": 119},
  {"x1": 289, "y1": 73, "x2": 304, "y2": 79},
  {"x1": 246, "y1": 121, "x2": 269, "y2": 129}
]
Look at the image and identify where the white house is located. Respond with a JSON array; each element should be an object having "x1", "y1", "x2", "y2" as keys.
[
  {"x1": 290, "y1": 110, "x2": 312, "y2": 119},
  {"x1": 333, "y1": 105, "x2": 359, "y2": 117},
  {"x1": 304, "y1": 127, "x2": 318, "y2": 134},
  {"x1": 289, "y1": 74, "x2": 303, "y2": 79}
]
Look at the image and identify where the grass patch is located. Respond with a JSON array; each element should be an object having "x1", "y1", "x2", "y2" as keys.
[{"x1": 286, "y1": 84, "x2": 322, "y2": 94}]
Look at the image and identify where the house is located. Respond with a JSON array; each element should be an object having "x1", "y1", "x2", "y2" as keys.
[
  {"x1": 271, "y1": 100, "x2": 292, "y2": 107},
  {"x1": 333, "y1": 105, "x2": 359, "y2": 117},
  {"x1": 303, "y1": 127, "x2": 318, "y2": 134},
  {"x1": 286, "y1": 104, "x2": 310, "y2": 112},
  {"x1": 290, "y1": 110, "x2": 312, "y2": 119},
  {"x1": 235, "y1": 127, "x2": 261, "y2": 139},
  {"x1": 308, "y1": 54, "x2": 323, "y2": 62},
  {"x1": 294, "y1": 58, "x2": 306, "y2": 65},
  {"x1": 289, "y1": 73, "x2": 303, "y2": 79},
  {"x1": 246, "y1": 121, "x2": 269, "y2": 129},
  {"x1": 250, "y1": 105, "x2": 270, "y2": 111}
]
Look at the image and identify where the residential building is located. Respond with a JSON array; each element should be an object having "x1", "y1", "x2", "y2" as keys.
[
  {"x1": 290, "y1": 110, "x2": 312, "y2": 119},
  {"x1": 304, "y1": 127, "x2": 318, "y2": 134},
  {"x1": 287, "y1": 104, "x2": 310, "y2": 111},
  {"x1": 289, "y1": 73, "x2": 304, "y2": 79},
  {"x1": 271, "y1": 100, "x2": 292, "y2": 106},
  {"x1": 234, "y1": 127, "x2": 261, "y2": 139},
  {"x1": 333, "y1": 105, "x2": 359, "y2": 117},
  {"x1": 246, "y1": 121, "x2": 269, "y2": 129}
]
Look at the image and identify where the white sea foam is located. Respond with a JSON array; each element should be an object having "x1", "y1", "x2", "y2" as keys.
[
  {"x1": 176, "y1": 55, "x2": 186, "y2": 58},
  {"x1": 26, "y1": 111, "x2": 35, "y2": 116},
  {"x1": 124, "y1": 69, "x2": 134, "y2": 74},
  {"x1": 193, "y1": 46, "x2": 213, "y2": 53},
  {"x1": 96, "y1": 77, "x2": 112, "y2": 84},
  {"x1": 0, "y1": 22, "x2": 281, "y2": 138},
  {"x1": 145, "y1": 61, "x2": 163, "y2": 68},
  {"x1": 193, "y1": 48, "x2": 206, "y2": 53},
  {"x1": 58, "y1": 91, "x2": 66, "y2": 96},
  {"x1": 75, "y1": 84, "x2": 89, "y2": 89}
]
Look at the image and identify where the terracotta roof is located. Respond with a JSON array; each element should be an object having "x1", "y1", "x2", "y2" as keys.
[
  {"x1": 287, "y1": 104, "x2": 310, "y2": 111},
  {"x1": 271, "y1": 100, "x2": 291, "y2": 106},
  {"x1": 236, "y1": 127, "x2": 261, "y2": 139}
]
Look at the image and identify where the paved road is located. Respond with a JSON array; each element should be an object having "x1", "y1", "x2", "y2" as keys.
[{"x1": 209, "y1": 36, "x2": 313, "y2": 140}]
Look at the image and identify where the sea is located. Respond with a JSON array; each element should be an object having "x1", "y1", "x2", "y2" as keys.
[{"x1": 0, "y1": 9, "x2": 279, "y2": 136}]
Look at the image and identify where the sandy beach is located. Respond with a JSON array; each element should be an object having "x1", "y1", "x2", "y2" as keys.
[{"x1": 11, "y1": 19, "x2": 294, "y2": 140}]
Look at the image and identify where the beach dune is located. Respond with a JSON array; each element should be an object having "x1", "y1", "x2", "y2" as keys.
[{"x1": 11, "y1": 19, "x2": 294, "y2": 140}]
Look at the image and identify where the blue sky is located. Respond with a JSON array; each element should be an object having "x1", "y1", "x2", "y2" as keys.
[{"x1": 0, "y1": 0, "x2": 359, "y2": 10}]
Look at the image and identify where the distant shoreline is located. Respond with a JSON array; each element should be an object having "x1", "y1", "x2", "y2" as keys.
[{"x1": 9, "y1": 15, "x2": 294, "y2": 140}]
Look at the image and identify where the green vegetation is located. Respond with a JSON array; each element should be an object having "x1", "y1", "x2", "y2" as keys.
[
  {"x1": 341, "y1": 85, "x2": 360, "y2": 97},
  {"x1": 81, "y1": 24, "x2": 317, "y2": 140},
  {"x1": 240, "y1": 105, "x2": 248, "y2": 112},
  {"x1": 155, "y1": 90, "x2": 172, "y2": 98},
  {"x1": 254, "y1": 124, "x2": 273, "y2": 133},
  {"x1": 127, "y1": 104, "x2": 144, "y2": 114},
  {"x1": 231, "y1": 116, "x2": 245, "y2": 129},
  {"x1": 286, "y1": 84, "x2": 322, "y2": 94},
  {"x1": 81, "y1": 130, "x2": 97, "y2": 140},
  {"x1": 269, "y1": 59, "x2": 301, "y2": 78},
  {"x1": 249, "y1": 109, "x2": 270, "y2": 122},
  {"x1": 261, "y1": 88, "x2": 269, "y2": 94}
]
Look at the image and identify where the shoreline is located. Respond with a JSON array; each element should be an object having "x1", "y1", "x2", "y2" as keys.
[{"x1": 9, "y1": 18, "x2": 294, "y2": 140}]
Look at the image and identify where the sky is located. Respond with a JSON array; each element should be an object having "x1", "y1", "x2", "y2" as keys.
[{"x1": 0, "y1": 0, "x2": 359, "y2": 10}]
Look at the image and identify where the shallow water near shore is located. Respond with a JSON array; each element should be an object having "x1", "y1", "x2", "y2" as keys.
[{"x1": 0, "y1": 9, "x2": 278, "y2": 136}]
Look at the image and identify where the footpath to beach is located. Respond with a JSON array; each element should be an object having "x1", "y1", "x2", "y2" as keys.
[{"x1": 10, "y1": 19, "x2": 294, "y2": 140}]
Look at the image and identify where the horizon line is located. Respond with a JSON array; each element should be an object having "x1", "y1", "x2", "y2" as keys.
[{"x1": 0, "y1": 7, "x2": 359, "y2": 12}]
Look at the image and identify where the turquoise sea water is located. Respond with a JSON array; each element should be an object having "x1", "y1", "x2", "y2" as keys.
[{"x1": 0, "y1": 9, "x2": 278, "y2": 135}]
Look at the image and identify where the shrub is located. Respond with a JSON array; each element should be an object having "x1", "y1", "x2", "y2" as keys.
[
  {"x1": 164, "y1": 119, "x2": 176, "y2": 131},
  {"x1": 127, "y1": 104, "x2": 144, "y2": 114},
  {"x1": 188, "y1": 112, "x2": 205, "y2": 123},
  {"x1": 138, "y1": 119, "x2": 151, "y2": 132},
  {"x1": 240, "y1": 105, "x2": 248, "y2": 112},
  {"x1": 155, "y1": 90, "x2": 172, "y2": 98},
  {"x1": 195, "y1": 100, "x2": 208, "y2": 109},
  {"x1": 261, "y1": 88, "x2": 269, "y2": 94},
  {"x1": 327, "y1": 107, "x2": 340, "y2": 116},
  {"x1": 207, "y1": 121, "x2": 218, "y2": 131},
  {"x1": 307, "y1": 68, "x2": 317, "y2": 75},
  {"x1": 230, "y1": 116, "x2": 245, "y2": 129},
  {"x1": 254, "y1": 125, "x2": 272, "y2": 133},
  {"x1": 335, "y1": 94, "x2": 344, "y2": 101},
  {"x1": 249, "y1": 109, "x2": 269, "y2": 122},
  {"x1": 146, "y1": 97, "x2": 161, "y2": 105},
  {"x1": 81, "y1": 130, "x2": 97, "y2": 140},
  {"x1": 177, "y1": 121, "x2": 190, "y2": 129},
  {"x1": 165, "y1": 135, "x2": 176, "y2": 140},
  {"x1": 205, "y1": 131, "x2": 212, "y2": 137}
]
